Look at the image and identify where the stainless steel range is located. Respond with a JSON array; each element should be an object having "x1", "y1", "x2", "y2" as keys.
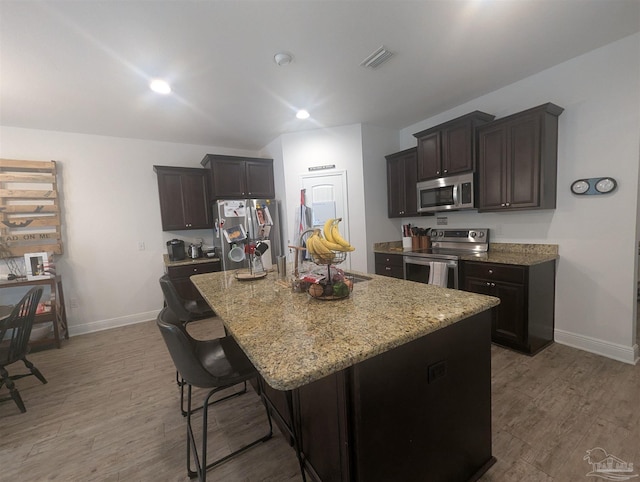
[{"x1": 403, "y1": 228, "x2": 490, "y2": 289}]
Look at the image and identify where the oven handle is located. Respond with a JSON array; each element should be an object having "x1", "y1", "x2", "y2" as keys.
[{"x1": 404, "y1": 256, "x2": 457, "y2": 267}]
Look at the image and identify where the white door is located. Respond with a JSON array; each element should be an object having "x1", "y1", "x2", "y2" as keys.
[{"x1": 300, "y1": 170, "x2": 349, "y2": 250}]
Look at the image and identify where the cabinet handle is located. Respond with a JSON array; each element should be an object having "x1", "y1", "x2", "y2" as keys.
[
  {"x1": 436, "y1": 170, "x2": 440, "y2": 175},
  {"x1": 488, "y1": 269, "x2": 493, "y2": 274},
  {"x1": 248, "y1": 192, "x2": 252, "y2": 196},
  {"x1": 505, "y1": 202, "x2": 510, "y2": 207},
  {"x1": 443, "y1": 169, "x2": 448, "y2": 173},
  {"x1": 385, "y1": 267, "x2": 391, "y2": 271},
  {"x1": 486, "y1": 282, "x2": 491, "y2": 286},
  {"x1": 491, "y1": 283, "x2": 496, "y2": 287}
]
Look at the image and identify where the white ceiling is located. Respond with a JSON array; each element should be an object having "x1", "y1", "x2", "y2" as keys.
[{"x1": 1, "y1": 1, "x2": 639, "y2": 151}]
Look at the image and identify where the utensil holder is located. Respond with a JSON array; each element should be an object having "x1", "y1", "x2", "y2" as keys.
[
  {"x1": 411, "y1": 236, "x2": 420, "y2": 250},
  {"x1": 419, "y1": 236, "x2": 431, "y2": 249},
  {"x1": 402, "y1": 237, "x2": 412, "y2": 250}
]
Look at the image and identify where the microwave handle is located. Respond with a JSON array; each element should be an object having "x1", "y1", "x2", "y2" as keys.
[{"x1": 452, "y1": 184, "x2": 459, "y2": 206}]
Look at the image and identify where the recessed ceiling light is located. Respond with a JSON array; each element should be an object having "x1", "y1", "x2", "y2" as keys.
[
  {"x1": 274, "y1": 52, "x2": 293, "y2": 66},
  {"x1": 149, "y1": 79, "x2": 171, "y2": 94},
  {"x1": 296, "y1": 109, "x2": 310, "y2": 120}
]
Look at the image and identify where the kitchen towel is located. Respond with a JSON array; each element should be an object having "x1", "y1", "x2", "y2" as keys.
[{"x1": 428, "y1": 262, "x2": 448, "y2": 287}]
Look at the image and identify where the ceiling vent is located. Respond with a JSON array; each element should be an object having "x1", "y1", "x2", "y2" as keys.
[{"x1": 360, "y1": 46, "x2": 394, "y2": 69}]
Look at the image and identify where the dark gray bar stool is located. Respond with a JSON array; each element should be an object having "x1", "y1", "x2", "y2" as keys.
[{"x1": 156, "y1": 307, "x2": 273, "y2": 481}]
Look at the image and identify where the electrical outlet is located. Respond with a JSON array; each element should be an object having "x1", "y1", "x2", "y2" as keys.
[
  {"x1": 436, "y1": 216, "x2": 448, "y2": 225},
  {"x1": 137, "y1": 241, "x2": 145, "y2": 251},
  {"x1": 428, "y1": 360, "x2": 447, "y2": 383}
]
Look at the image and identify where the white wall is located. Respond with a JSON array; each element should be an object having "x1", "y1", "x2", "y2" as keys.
[
  {"x1": 0, "y1": 126, "x2": 259, "y2": 335},
  {"x1": 397, "y1": 33, "x2": 640, "y2": 363},
  {"x1": 361, "y1": 124, "x2": 400, "y2": 272},
  {"x1": 278, "y1": 124, "x2": 368, "y2": 272}
]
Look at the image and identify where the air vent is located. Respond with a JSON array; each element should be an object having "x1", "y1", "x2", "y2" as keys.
[{"x1": 360, "y1": 46, "x2": 394, "y2": 69}]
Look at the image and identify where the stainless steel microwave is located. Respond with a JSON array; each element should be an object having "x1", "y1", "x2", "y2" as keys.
[{"x1": 417, "y1": 172, "x2": 475, "y2": 213}]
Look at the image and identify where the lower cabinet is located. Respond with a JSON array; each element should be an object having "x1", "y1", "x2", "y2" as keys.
[
  {"x1": 165, "y1": 260, "x2": 221, "y2": 302},
  {"x1": 260, "y1": 312, "x2": 494, "y2": 482},
  {"x1": 461, "y1": 260, "x2": 556, "y2": 354},
  {"x1": 374, "y1": 252, "x2": 404, "y2": 279}
]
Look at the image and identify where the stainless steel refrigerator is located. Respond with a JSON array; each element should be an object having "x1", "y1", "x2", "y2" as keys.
[{"x1": 213, "y1": 199, "x2": 283, "y2": 271}]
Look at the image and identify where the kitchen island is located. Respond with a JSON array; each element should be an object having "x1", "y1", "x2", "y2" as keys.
[{"x1": 191, "y1": 269, "x2": 500, "y2": 482}]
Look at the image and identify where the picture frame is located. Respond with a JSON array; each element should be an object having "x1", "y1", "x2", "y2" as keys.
[{"x1": 24, "y1": 252, "x2": 51, "y2": 280}]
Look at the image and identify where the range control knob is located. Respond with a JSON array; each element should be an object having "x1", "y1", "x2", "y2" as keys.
[
  {"x1": 469, "y1": 231, "x2": 477, "y2": 238},
  {"x1": 438, "y1": 231, "x2": 444, "y2": 237},
  {"x1": 477, "y1": 232, "x2": 485, "y2": 238}
]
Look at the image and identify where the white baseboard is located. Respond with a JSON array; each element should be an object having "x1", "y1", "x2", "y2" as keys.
[
  {"x1": 555, "y1": 328, "x2": 639, "y2": 365},
  {"x1": 68, "y1": 309, "x2": 161, "y2": 337}
]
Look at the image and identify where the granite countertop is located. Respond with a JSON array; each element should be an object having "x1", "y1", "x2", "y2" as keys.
[
  {"x1": 374, "y1": 241, "x2": 559, "y2": 266},
  {"x1": 163, "y1": 254, "x2": 220, "y2": 267},
  {"x1": 191, "y1": 269, "x2": 499, "y2": 391}
]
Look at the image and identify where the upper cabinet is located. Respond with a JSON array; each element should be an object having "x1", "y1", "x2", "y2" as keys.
[
  {"x1": 477, "y1": 103, "x2": 564, "y2": 212},
  {"x1": 386, "y1": 147, "x2": 419, "y2": 218},
  {"x1": 201, "y1": 154, "x2": 275, "y2": 199},
  {"x1": 154, "y1": 166, "x2": 212, "y2": 231},
  {"x1": 413, "y1": 111, "x2": 495, "y2": 181}
]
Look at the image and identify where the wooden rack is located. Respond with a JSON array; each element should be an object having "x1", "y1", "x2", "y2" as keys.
[{"x1": 0, "y1": 158, "x2": 63, "y2": 258}]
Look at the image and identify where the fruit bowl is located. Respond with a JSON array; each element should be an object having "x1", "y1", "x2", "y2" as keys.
[
  {"x1": 306, "y1": 267, "x2": 354, "y2": 301},
  {"x1": 310, "y1": 250, "x2": 347, "y2": 266}
]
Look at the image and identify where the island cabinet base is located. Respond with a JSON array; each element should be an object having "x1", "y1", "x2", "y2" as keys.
[{"x1": 264, "y1": 311, "x2": 495, "y2": 482}]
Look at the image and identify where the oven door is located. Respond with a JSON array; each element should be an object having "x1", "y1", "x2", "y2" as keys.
[
  {"x1": 403, "y1": 256, "x2": 458, "y2": 289},
  {"x1": 417, "y1": 184, "x2": 456, "y2": 213}
]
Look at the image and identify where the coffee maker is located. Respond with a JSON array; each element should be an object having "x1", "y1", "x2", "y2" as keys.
[{"x1": 166, "y1": 239, "x2": 185, "y2": 261}]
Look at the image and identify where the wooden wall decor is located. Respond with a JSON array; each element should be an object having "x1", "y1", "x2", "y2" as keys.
[{"x1": 0, "y1": 158, "x2": 63, "y2": 258}]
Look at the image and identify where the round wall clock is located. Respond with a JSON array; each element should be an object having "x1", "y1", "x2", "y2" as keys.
[
  {"x1": 595, "y1": 177, "x2": 617, "y2": 194},
  {"x1": 570, "y1": 179, "x2": 590, "y2": 195}
]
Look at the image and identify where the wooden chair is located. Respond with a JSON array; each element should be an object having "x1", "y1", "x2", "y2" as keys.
[{"x1": 0, "y1": 287, "x2": 46, "y2": 413}]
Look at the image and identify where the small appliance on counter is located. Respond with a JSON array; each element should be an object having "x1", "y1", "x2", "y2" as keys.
[
  {"x1": 166, "y1": 239, "x2": 186, "y2": 261},
  {"x1": 187, "y1": 242, "x2": 203, "y2": 259}
]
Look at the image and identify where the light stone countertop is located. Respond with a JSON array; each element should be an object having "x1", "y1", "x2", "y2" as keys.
[
  {"x1": 191, "y1": 269, "x2": 499, "y2": 391},
  {"x1": 374, "y1": 242, "x2": 559, "y2": 266}
]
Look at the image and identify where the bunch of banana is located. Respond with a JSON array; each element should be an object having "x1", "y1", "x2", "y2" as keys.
[
  {"x1": 305, "y1": 219, "x2": 355, "y2": 262},
  {"x1": 322, "y1": 218, "x2": 355, "y2": 252},
  {"x1": 305, "y1": 229, "x2": 335, "y2": 262}
]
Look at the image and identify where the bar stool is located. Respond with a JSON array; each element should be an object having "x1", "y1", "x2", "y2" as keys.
[{"x1": 156, "y1": 307, "x2": 273, "y2": 481}]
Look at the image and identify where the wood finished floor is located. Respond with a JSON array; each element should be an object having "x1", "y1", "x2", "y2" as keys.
[{"x1": 2, "y1": 317, "x2": 639, "y2": 481}]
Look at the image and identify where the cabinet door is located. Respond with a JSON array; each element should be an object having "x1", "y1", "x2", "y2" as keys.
[
  {"x1": 464, "y1": 275, "x2": 526, "y2": 349},
  {"x1": 403, "y1": 150, "x2": 418, "y2": 216},
  {"x1": 478, "y1": 124, "x2": 507, "y2": 210},
  {"x1": 507, "y1": 113, "x2": 541, "y2": 209},
  {"x1": 493, "y1": 281, "x2": 526, "y2": 347},
  {"x1": 157, "y1": 170, "x2": 188, "y2": 230},
  {"x1": 181, "y1": 171, "x2": 211, "y2": 229},
  {"x1": 212, "y1": 159, "x2": 247, "y2": 198},
  {"x1": 386, "y1": 155, "x2": 405, "y2": 217},
  {"x1": 442, "y1": 120, "x2": 473, "y2": 176},
  {"x1": 245, "y1": 160, "x2": 275, "y2": 198},
  {"x1": 417, "y1": 132, "x2": 441, "y2": 180}
]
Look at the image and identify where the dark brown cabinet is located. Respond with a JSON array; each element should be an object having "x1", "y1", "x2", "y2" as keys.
[
  {"x1": 154, "y1": 166, "x2": 212, "y2": 231},
  {"x1": 374, "y1": 252, "x2": 404, "y2": 279},
  {"x1": 201, "y1": 154, "x2": 275, "y2": 199},
  {"x1": 165, "y1": 260, "x2": 221, "y2": 302},
  {"x1": 462, "y1": 260, "x2": 556, "y2": 355},
  {"x1": 385, "y1": 147, "x2": 418, "y2": 218},
  {"x1": 477, "y1": 103, "x2": 563, "y2": 212},
  {"x1": 413, "y1": 111, "x2": 495, "y2": 181},
  {"x1": 260, "y1": 311, "x2": 494, "y2": 482}
]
